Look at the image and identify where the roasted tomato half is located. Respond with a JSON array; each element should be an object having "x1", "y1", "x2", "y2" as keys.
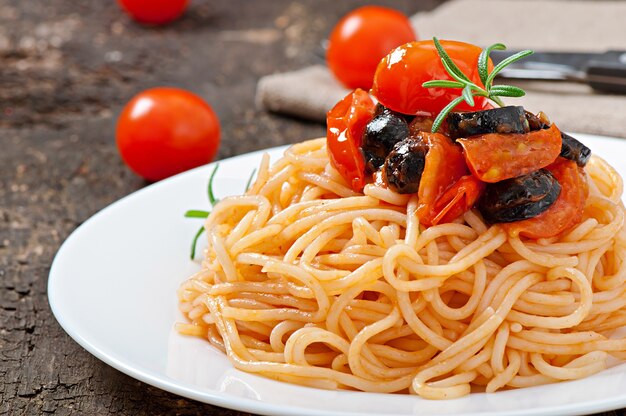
[
  {"x1": 457, "y1": 124, "x2": 562, "y2": 183},
  {"x1": 414, "y1": 132, "x2": 469, "y2": 225},
  {"x1": 326, "y1": 89, "x2": 375, "y2": 191}
]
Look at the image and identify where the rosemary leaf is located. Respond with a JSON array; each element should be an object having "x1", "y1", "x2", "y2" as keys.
[
  {"x1": 462, "y1": 85, "x2": 475, "y2": 106},
  {"x1": 431, "y1": 95, "x2": 466, "y2": 133},
  {"x1": 486, "y1": 49, "x2": 534, "y2": 88},
  {"x1": 208, "y1": 164, "x2": 219, "y2": 206},
  {"x1": 478, "y1": 43, "x2": 506, "y2": 86},
  {"x1": 184, "y1": 210, "x2": 211, "y2": 218},
  {"x1": 490, "y1": 85, "x2": 526, "y2": 97},
  {"x1": 422, "y1": 80, "x2": 466, "y2": 89},
  {"x1": 440, "y1": 57, "x2": 471, "y2": 84},
  {"x1": 245, "y1": 168, "x2": 257, "y2": 192},
  {"x1": 190, "y1": 226, "x2": 205, "y2": 260},
  {"x1": 433, "y1": 37, "x2": 471, "y2": 83}
]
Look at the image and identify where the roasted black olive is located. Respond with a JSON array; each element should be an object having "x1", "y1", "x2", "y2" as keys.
[
  {"x1": 383, "y1": 137, "x2": 428, "y2": 194},
  {"x1": 525, "y1": 110, "x2": 549, "y2": 131},
  {"x1": 478, "y1": 169, "x2": 561, "y2": 223},
  {"x1": 560, "y1": 132, "x2": 591, "y2": 167},
  {"x1": 373, "y1": 103, "x2": 415, "y2": 123},
  {"x1": 447, "y1": 106, "x2": 530, "y2": 139},
  {"x1": 361, "y1": 107, "x2": 410, "y2": 173}
]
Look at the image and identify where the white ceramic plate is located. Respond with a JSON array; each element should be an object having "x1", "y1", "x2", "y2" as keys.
[{"x1": 49, "y1": 134, "x2": 626, "y2": 416}]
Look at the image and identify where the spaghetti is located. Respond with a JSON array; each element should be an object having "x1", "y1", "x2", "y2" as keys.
[{"x1": 177, "y1": 138, "x2": 626, "y2": 398}]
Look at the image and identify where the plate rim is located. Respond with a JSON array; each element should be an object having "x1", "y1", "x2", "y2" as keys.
[{"x1": 48, "y1": 132, "x2": 626, "y2": 416}]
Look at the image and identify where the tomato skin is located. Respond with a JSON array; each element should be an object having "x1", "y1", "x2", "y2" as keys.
[
  {"x1": 372, "y1": 40, "x2": 492, "y2": 116},
  {"x1": 116, "y1": 87, "x2": 220, "y2": 182},
  {"x1": 326, "y1": 89, "x2": 375, "y2": 191},
  {"x1": 118, "y1": 0, "x2": 188, "y2": 25},
  {"x1": 458, "y1": 124, "x2": 562, "y2": 183},
  {"x1": 327, "y1": 6, "x2": 416, "y2": 90},
  {"x1": 503, "y1": 158, "x2": 588, "y2": 239},
  {"x1": 431, "y1": 175, "x2": 485, "y2": 225},
  {"x1": 415, "y1": 132, "x2": 468, "y2": 226}
]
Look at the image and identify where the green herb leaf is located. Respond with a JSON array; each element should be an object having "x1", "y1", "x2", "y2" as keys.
[
  {"x1": 431, "y1": 95, "x2": 466, "y2": 133},
  {"x1": 208, "y1": 164, "x2": 219, "y2": 206},
  {"x1": 189, "y1": 226, "x2": 205, "y2": 260},
  {"x1": 489, "y1": 85, "x2": 526, "y2": 97},
  {"x1": 462, "y1": 85, "x2": 475, "y2": 106},
  {"x1": 478, "y1": 43, "x2": 505, "y2": 86},
  {"x1": 245, "y1": 168, "x2": 257, "y2": 192},
  {"x1": 422, "y1": 80, "x2": 466, "y2": 89},
  {"x1": 184, "y1": 210, "x2": 211, "y2": 218},
  {"x1": 433, "y1": 37, "x2": 471, "y2": 83},
  {"x1": 485, "y1": 49, "x2": 533, "y2": 88},
  {"x1": 424, "y1": 38, "x2": 532, "y2": 128},
  {"x1": 186, "y1": 165, "x2": 223, "y2": 260}
]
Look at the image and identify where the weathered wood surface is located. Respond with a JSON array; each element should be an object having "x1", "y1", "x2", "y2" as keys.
[{"x1": 0, "y1": 0, "x2": 622, "y2": 415}]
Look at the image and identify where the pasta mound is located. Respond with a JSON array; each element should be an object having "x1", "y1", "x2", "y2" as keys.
[{"x1": 178, "y1": 138, "x2": 626, "y2": 398}]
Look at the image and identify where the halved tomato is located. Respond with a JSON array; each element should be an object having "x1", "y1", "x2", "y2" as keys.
[
  {"x1": 415, "y1": 132, "x2": 468, "y2": 226},
  {"x1": 326, "y1": 89, "x2": 375, "y2": 191},
  {"x1": 431, "y1": 174, "x2": 485, "y2": 225},
  {"x1": 457, "y1": 124, "x2": 562, "y2": 183}
]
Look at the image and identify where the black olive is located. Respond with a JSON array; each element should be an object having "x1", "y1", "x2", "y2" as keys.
[
  {"x1": 374, "y1": 103, "x2": 415, "y2": 123},
  {"x1": 382, "y1": 137, "x2": 428, "y2": 194},
  {"x1": 525, "y1": 110, "x2": 549, "y2": 131},
  {"x1": 560, "y1": 132, "x2": 591, "y2": 167},
  {"x1": 361, "y1": 107, "x2": 410, "y2": 173},
  {"x1": 447, "y1": 106, "x2": 530, "y2": 139},
  {"x1": 478, "y1": 169, "x2": 561, "y2": 223}
]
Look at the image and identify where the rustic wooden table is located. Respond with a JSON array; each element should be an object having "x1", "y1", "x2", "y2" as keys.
[{"x1": 0, "y1": 0, "x2": 622, "y2": 415}]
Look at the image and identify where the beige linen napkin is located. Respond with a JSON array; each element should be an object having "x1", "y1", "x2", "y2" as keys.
[{"x1": 256, "y1": 0, "x2": 626, "y2": 138}]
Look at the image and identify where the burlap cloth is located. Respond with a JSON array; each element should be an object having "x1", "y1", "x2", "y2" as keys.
[{"x1": 256, "y1": 0, "x2": 626, "y2": 138}]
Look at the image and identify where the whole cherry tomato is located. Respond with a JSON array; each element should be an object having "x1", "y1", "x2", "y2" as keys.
[
  {"x1": 326, "y1": 89, "x2": 375, "y2": 191},
  {"x1": 116, "y1": 87, "x2": 220, "y2": 182},
  {"x1": 372, "y1": 40, "x2": 492, "y2": 115},
  {"x1": 118, "y1": 0, "x2": 189, "y2": 25},
  {"x1": 327, "y1": 6, "x2": 416, "y2": 90}
]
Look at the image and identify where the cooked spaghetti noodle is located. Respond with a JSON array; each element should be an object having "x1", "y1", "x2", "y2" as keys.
[{"x1": 177, "y1": 138, "x2": 626, "y2": 398}]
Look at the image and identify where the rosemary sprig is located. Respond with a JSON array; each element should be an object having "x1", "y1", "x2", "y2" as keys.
[
  {"x1": 423, "y1": 37, "x2": 533, "y2": 133},
  {"x1": 245, "y1": 168, "x2": 257, "y2": 192},
  {"x1": 189, "y1": 226, "x2": 206, "y2": 260},
  {"x1": 185, "y1": 164, "x2": 258, "y2": 259},
  {"x1": 185, "y1": 164, "x2": 219, "y2": 260},
  {"x1": 207, "y1": 163, "x2": 220, "y2": 206}
]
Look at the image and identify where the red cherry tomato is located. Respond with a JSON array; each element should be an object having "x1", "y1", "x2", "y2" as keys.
[
  {"x1": 431, "y1": 175, "x2": 485, "y2": 225},
  {"x1": 327, "y1": 6, "x2": 416, "y2": 90},
  {"x1": 458, "y1": 124, "x2": 562, "y2": 183},
  {"x1": 372, "y1": 40, "x2": 492, "y2": 115},
  {"x1": 117, "y1": 0, "x2": 188, "y2": 25},
  {"x1": 116, "y1": 87, "x2": 220, "y2": 182},
  {"x1": 326, "y1": 89, "x2": 375, "y2": 191},
  {"x1": 414, "y1": 132, "x2": 468, "y2": 226}
]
